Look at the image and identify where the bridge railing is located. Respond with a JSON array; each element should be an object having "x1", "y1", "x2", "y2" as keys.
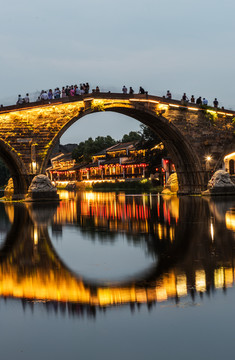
[{"x1": 0, "y1": 92, "x2": 234, "y2": 118}]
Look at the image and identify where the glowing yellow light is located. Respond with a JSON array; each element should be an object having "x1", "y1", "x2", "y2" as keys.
[
  {"x1": 214, "y1": 268, "x2": 224, "y2": 288},
  {"x1": 129, "y1": 99, "x2": 159, "y2": 104},
  {"x1": 225, "y1": 268, "x2": 233, "y2": 287},
  {"x1": 224, "y1": 152, "x2": 235, "y2": 160},
  {"x1": 169, "y1": 104, "x2": 180, "y2": 108},
  {"x1": 83, "y1": 98, "x2": 94, "y2": 101},
  {"x1": 225, "y1": 211, "x2": 235, "y2": 231},
  {"x1": 195, "y1": 270, "x2": 206, "y2": 292},
  {"x1": 210, "y1": 221, "x2": 214, "y2": 242},
  {"x1": 32, "y1": 161, "x2": 37, "y2": 173},
  {"x1": 206, "y1": 156, "x2": 212, "y2": 161},
  {"x1": 34, "y1": 228, "x2": 38, "y2": 245},
  {"x1": 176, "y1": 274, "x2": 187, "y2": 297},
  {"x1": 188, "y1": 107, "x2": 199, "y2": 111},
  {"x1": 207, "y1": 110, "x2": 217, "y2": 115}
]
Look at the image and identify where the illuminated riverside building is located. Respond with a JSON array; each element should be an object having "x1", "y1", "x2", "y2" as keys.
[
  {"x1": 224, "y1": 152, "x2": 235, "y2": 176},
  {"x1": 46, "y1": 142, "x2": 172, "y2": 183}
]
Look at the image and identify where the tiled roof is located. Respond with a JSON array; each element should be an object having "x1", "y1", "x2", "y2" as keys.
[{"x1": 51, "y1": 152, "x2": 73, "y2": 162}]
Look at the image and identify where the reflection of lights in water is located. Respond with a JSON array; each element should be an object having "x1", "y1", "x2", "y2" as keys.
[
  {"x1": 214, "y1": 268, "x2": 224, "y2": 289},
  {"x1": 176, "y1": 274, "x2": 187, "y2": 297},
  {"x1": 225, "y1": 211, "x2": 235, "y2": 231},
  {"x1": 34, "y1": 228, "x2": 38, "y2": 245},
  {"x1": 158, "y1": 224, "x2": 163, "y2": 240},
  {"x1": 195, "y1": 270, "x2": 206, "y2": 292},
  {"x1": 225, "y1": 268, "x2": 233, "y2": 287},
  {"x1": 156, "y1": 287, "x2": 167, "y2": 302},
  {"x1": 210, "y1": 221, "x2": 214, "y2": 242},
  {"x1": 4, "y1": 204, "x2": 14, "y2": 224}
]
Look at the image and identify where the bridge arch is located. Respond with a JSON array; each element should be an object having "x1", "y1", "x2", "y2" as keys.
[
  {"x1": 42, "y1": 103, "x2": 204, "y2": 194},
  {"x1": 0, "y1": 140, "x2": 30, "y2": 197}
]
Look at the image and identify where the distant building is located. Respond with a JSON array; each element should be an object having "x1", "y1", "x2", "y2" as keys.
[
  {"x1": 46, "y1": 141, "x2": 174, "y2": 184},
  {"x1": 224, "y1": 152, "x2": 235, "y2": 176}
]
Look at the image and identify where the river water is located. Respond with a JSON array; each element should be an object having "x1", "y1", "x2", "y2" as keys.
[{"x1": 0, "y1": 191, "x2": 235, "y2": 359}]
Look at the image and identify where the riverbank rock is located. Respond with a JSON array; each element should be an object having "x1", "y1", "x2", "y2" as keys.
[
  {"x1": 26, "y1": 174, "x2": 59, "y2": 201},
  {"x1": 202, "y1": 170, "x2": 235, "y2": 196},
  {"x1": 162, "y1": 173, "x2": 178, "y2": 194},
  {"x1": 4, "y1": 178, "x2": 14, "y2": 200}
]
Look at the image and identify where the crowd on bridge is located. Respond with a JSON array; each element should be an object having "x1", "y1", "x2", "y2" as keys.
[
  {"x1": 4, "y1": 84, "x2": 220, "y2": 110},
  {"x1": 165, "y1": 90, "x2": 220, "y2": 108}
]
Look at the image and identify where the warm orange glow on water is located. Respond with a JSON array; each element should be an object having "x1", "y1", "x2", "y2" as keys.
[
  {"x1": 2, "y1": 193, "x2": 235, "y2": 308},
  {"x1": 225, "y1": 211, "x2": 235, "y2": 231},
  {"x1": 54, "y1": 192, "x2": 178, "y2": 238},
  {"x1": 0, "y1": 264, "x2": 233, "y2": 306}
]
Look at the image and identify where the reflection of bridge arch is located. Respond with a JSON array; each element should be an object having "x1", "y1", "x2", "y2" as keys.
[{"x1": 1, "y1": 197, "x2": 235, "y2": 310}]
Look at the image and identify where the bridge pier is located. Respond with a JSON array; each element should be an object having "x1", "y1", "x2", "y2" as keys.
[
  {"x1": 177, "y1": 171, "x2": 207, "y2": 195},
  {"x1": 11, "y1": 174, "x2": 35, "y2": 200}
]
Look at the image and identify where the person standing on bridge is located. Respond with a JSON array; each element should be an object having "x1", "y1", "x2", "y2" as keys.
[
  {"x1": 48, "y1": 89, "x2": 53, "y2": 100},
  {"x1": 196, "y1": 96, "x2": 202, "y2": 105},
  {"x1": 129, "y1": 87, "x2": 134, "y2": 94},
  {"x1": 122, "y1": 85, "x2": 127, "y2": 94},
  {"x1": 190, "y1": 95, "x2": 195, "y2": 103},
  {"x1": 181, "y1": 93, "x2": 189, "y2": 104},
  {"x1": 24, "y1": 93, "x2": 30, "y2": 103},
  {"x1": 213, "y1": 98, "x2": 219, "y2": 108},
  {"x1": 166, "y1": 90, "x2": 172, "y2": 99},
  {"x1": 40, "y1": 91, "x2": 48, "y2": 101},
  {"x1": 17, "y1": 95, "x2": 23, "y2": 105},
  {"x1": 61, "y1": 87, "x2": 66, "y2": 98},
  {"x1": 202, "y1": 98, "x2": 208, "y2": 106}
]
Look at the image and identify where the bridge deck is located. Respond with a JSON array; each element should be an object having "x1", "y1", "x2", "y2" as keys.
[{"x1": 1, "y1": 92, "x2": 234, "y2": 117}]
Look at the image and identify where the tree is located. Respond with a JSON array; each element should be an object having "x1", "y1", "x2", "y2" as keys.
[
  {"x1": 121, "y1": 131, "x2": 141, "y2": 143},
  {"x1": 72, "y1": 135, "x2": 117, "y2": 163},
  {"x1": 137, "y1": 125, "x2": 168, "y2": 174}
]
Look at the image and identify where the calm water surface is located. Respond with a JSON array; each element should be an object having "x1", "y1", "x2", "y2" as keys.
[{"x1": 0, "y1": 191, "x2": 235, "y2": 359}]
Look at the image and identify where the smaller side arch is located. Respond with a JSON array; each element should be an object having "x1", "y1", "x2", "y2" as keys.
[{"x1": 0, "y1": 140, "x2": 30, "y2": 197}]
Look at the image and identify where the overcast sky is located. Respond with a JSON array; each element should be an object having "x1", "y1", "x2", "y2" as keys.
[{"x1": 1, "y1": 0, "x2": 235, "y2": 144}]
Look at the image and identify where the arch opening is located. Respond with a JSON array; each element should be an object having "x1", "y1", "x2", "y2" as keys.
[
  {"x1": 42, "y1": 105, "x2": 204, "y2": 194},
  {"x1": 0, "y1": 140, "x2": 30, "y2": 197}
]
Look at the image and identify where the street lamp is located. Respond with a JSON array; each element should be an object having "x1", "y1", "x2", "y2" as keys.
[{"x1": 205, "y1": 155, "x2": 212, "y2": 171}]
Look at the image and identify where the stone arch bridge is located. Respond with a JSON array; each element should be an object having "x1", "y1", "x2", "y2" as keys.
[{"x1": 0, "y1": 93, "x2": 234, "y2": 197}]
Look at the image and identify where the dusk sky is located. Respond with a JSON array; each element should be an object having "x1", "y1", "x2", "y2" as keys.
[{"x1": 1, "y1": 0, "x2": 235, "y2": 144}]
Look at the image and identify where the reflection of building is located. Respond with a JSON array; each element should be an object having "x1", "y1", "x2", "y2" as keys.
[{"x1": 53, "y1": 191, "x2": 179, "y2": 239}]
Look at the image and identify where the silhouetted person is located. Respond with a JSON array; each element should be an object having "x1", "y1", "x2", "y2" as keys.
[
  {"x1": 181, "y1": 93, "x2": 189, "y2": 102},
  {"x1": 122, "y1": 85, "x2": 127, "y2": 94},
  {"x1": 191, "y1": 95, "x2": 195, "y2": 103},
  {"x1": 196, "y1": 96, "x2": 202, "y2": 105},
  {"x1": 213, "y1": 98, "x2": 219, "y2": 108},
  {"x1": 17, "y1": 95, "x2": 23, "y2": 105},
  {"x1": 129, "y1": 87, "x2": 134, "y2": 94},
  {"x1": 166, "y1": 90, "x2": 172, "y2": 99},
  {"x1": 202, "y1": 98, "x2": 208, "y2": 105}
]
